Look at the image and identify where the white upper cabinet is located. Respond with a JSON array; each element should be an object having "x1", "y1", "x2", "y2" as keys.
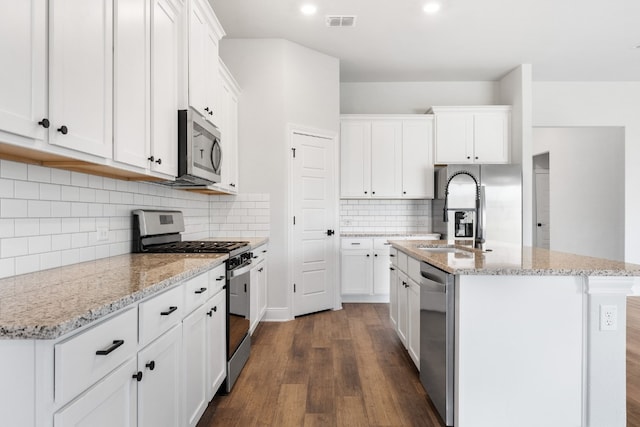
[
  {"x1": 150, "y1": 0, "x2": 183, "y2": 177},
  {"x1": 402, "y1": 118, "x2": 434, "y2": 199},
  {"x1": 370, "y1": 121, "x2": 402, "y2": 198},
  {"x1": 216, "y1": 61, "x2": 239, "y2": 193},
  {"x1": 188, "y1": 0, "x2": 224, "y2": 125},
  {"x1": 340, "y1": 120, "x2": 371, "y2": 198},
  {"x1": 113, "y1": 0, "x2": 151, "y2": 169},
  {"x1": 49, "y1": 0, "x2": 113, "y2": 158},
  {"x1": 431, "y1": 106, "x2": 511, "y2": 164},
  {"x1": 0, "y1": 0, "x2": 47, "y2": 143},
  {"x1": 340, "y1": 115, "x2": 434, "y2": 199}
]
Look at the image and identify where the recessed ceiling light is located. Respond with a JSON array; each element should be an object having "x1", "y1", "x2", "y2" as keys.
[
  {"x1": 301, "y1": 4, "x2": 317, "y2": 16},
  {"x1": 423, "y1": 2, "x2": 441, "y2": 14}
]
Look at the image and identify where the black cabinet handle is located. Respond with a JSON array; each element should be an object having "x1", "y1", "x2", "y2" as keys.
[
  {"x1": 244, "y1": 283, "x2": 247, "y2": 292},
  {"x1": 467, "y1": 156, "x2": 471, "y2": 159},
  {"x1": 213, "y1": 306, "x2": 217, "y2": 312},
  {"x1": 147, "y1": 156, "x2": 154, "y2": 162},
  {"x1": 403, "y1": 191, "x2": 407, "y2": 194},
  {"x1": 222, "y1": 285, "x2": 227, "y2": 290},
  {"x1": 374, "y1": 254, "x2": 378, "y2": 257},
  {"x1": 96, "y1": 340, "x2": 124, "y2": 356},
  {"x1": 57, "y1": 125, "x2": 68, "y2": 135},
  {"x1": 205, "y1": 106, "x2": 210, "y2": 112},
  {"x1": 216, "y1": 276, "x2": 224, "y2": 281},
  {"x1": 194, "y1": 287, "x2": 207, "y2": 294},
  {"x1": 390, "y1": 267, "x2": 395, "y2": 271},
  {"x1": 230, "y1": 183, "x2": 236, "y2": 187},
  {"x1": 161, "y1": 306, "x2": 177, "y2": 316},
  {"x1": 133, "y1": 371, "x2": 143, "y2": 382},
  {"x1": 372, "y1": 191, "x2": 376, "y2": 195},
  {"x1": 258, "y1": 268, "x2": 263, "y2": 272},
  {"x1": 537, "y1": 223, "x2": 542, "y2": 227},
  {"x1": 145, "y1": 361, "x2": 155, "y2": 371},
  {"x1": 155, "y1": 158, "x2": 162, "y2": 165},
  {"x1": 262, "y1": 250, "x2": 267, "y2": 253},
  {"x1": 366, "y1": 254, "x2": 370, "y2": 257},
  {"x1": 327, "y1": 229, "x2": 335, "y2": 236},
  {"x1": 38, "y1": 118, "x2": 50, "y2": 128},
  {"x1": 207, "y1": 310, "x2": 213, "y2": 317},
  {"x1": 364, "y1": 191, "x2": 367, "y2": 194},
  {"x1": 390, "y1": 254, "x2": 396, "y2": 257},
  {"x1": 252, "y1": 256, "x2": 258, "y2": 259}
]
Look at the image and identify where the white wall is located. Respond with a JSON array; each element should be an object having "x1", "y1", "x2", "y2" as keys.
[
  {"x1": 533, "y1": 82, "x2": 640, "y2": 263},
  {"x1": 498, "y1": 65, "x2": 533, "y2": 246},
  {"x1": 220, "y1": 39, "x2": 339, "y2": 319},
  {"x1": 340, "y1": 81, "x2": 499, "y2": 114},
  {"x1": 533, "y1": 127, "x2": 624, "y2": 261}
]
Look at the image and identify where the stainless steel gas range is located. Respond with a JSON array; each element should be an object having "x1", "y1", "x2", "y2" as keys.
[{"x1": 132, "y1": 209, "x2": 251, "y2": 393}]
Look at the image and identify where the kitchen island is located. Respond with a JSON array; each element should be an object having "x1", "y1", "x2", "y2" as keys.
[{"x1": 389, "y1": 239, "x2": 640, "y2": 427}]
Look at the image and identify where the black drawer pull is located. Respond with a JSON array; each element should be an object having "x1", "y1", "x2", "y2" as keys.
[
  {"x1": 262, "y1": 250, "x2": 267, "y2": 253},
  {"x1": 133, "y1": 371, "x2": 143, "y2": 382},
  {"x1": 258, "y1": 268, "x2": 263, "y2": 272},
  {"x1": 390, "y1": 267, "x2": 395, "y2": 271},
  {"x1": 213, "y1": 306, "x2": 217, "y2": 312},
  {"x1": 194, "y1": 287, "x2": 207, "y2": 294},
  {"x1": 252, "y1": 256, "x2": 258, "y2": 259},
  {"x1": 390, "y1": 254, "x2": 396, "y2": 257},
  {"x1": 216, "y1": 276, "x2": 224, "y2": 281},
  {"x1": 145, "y1": 361, "x2": 155, "y2": 371},
  {"x1": 161, "y1": 306, "x2": 177, "y2": 316},
  {"x1": 207, "y1": 310, "x2": 213, "y2": 317},
  {"x1": 57, "y1": 125, "x2": 68, "y2": 135},
  {"x1": 96, "y1": 340, "x2": 124, "y2": 356},
  {"x1": 38, "y1": 118, "x2": 50, "y2": 128}
]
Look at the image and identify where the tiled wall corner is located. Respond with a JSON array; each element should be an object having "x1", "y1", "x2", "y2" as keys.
[
  {"x1": 209, "y1": 193, "x2": 270, "y2": 238},
  {"x1": 339, "y1": 199, "x2": 432, "y2": 234}
]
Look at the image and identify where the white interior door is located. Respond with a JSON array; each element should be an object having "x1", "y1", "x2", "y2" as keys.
[
  {"x1": 292, "y1": 131, "x2": 337, "y2": 316},
  {"x1": 534, "y1": 170, "x2": 550, "y2": 249}
]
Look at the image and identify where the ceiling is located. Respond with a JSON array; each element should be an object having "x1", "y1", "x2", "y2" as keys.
[{"x1": 209, "y1": 0, "x2": 640, "y2": 82}]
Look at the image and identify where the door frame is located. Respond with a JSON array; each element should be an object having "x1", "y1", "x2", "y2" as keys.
[{"x1": 286, "y1": 124, "x2": 341, "y2": 317}]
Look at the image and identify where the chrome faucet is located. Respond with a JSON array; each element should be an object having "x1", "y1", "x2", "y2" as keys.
[{"x1": 443, "y1": 171, "x2": 485, "y2": 250}]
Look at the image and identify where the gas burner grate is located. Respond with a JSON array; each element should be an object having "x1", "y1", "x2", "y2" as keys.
[{"x1": 144, "y1": 241, "x2": 249, "y2": 254}]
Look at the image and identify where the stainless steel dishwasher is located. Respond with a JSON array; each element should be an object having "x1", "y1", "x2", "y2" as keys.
[{"x1": 419, "y1": 261, "x2": 455, "y2": 426}]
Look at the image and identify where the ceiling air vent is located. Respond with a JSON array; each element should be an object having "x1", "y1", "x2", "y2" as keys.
[{"x1": 326, "y1": 15, "x2": 357, "y2": 28}]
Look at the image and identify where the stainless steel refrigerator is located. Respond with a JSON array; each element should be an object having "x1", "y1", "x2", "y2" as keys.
[{"x1": 431, "y1": 164, "x2": 522, "y2": 247}]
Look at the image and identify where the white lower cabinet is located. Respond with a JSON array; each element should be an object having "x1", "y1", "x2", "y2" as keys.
[
  {"x1": 341, "y1": 238, "x2": 391, "y2": 302},
  {"x1": 137, "y1": 324, "x2": 182, "y2": 427},
  {"x1": 392, "y1": 251, "x2": 421, "y2": 369},
  {"x1": 54, "y1": 357, "x2": 137, "y2": 427},
  {"x1": 249, "y1": 245, "x2": 268, "y2": 335},
  {"x1": 183, "y1": 301, "x2": 209, "y2": 427},
  {"x1": 205, "y1": 290, "x2": 227, "y2": 401}
]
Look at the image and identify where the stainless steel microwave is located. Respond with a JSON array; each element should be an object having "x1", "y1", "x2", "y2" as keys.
[{"x1": 174, "y1": 108, "x2": 221, "y2": 186}]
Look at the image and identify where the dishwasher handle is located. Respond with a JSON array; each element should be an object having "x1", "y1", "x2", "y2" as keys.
[{"x1": 420, "y1": 275, "x2": 447, "y2": 293}]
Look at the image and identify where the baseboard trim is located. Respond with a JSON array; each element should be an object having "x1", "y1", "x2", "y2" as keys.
[
  {"x1": 341, "y1": 294, "x2": 390, "y2": 303},
  {"x1": 263, "y1": 307, "x2": 293, "y2": 322}
]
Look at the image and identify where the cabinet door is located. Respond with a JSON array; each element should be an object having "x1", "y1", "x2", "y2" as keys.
[
  {"x1": 397, "y1": 272, "x2": 408, "y2": 347},
  {"x1": 183, "y1": 303, "x2": 209, "y2": 427},
  {"x1": 150, "y1": 0, "x2": 181, "y2": 176},
  {"x1": 187, "y1": 0, "x2": 207, "y2": 116},
  {"x1": 389, "y1": 265, "x2": 398, "y2": 329},
  {"x1": 407, "y1": 278, "x2": 420, "y2": 369},
  {"x1": 341, "y1": 250, "x2": 372, "y2": 295},
  {"x1": 370, "y1": 120, "x2": 402, "y2": 198},
  {"x1": 258, "y1": 261, "x2": 268, "y2": 320},
  {"x1": 54, "y1": 358, "x2": 137, "y2": 427},
  {"x1": 249, "y1": 264, "x2": 260, "y2": 334},
  {"x1": 204, "y1": 26, "x2": 220, "y2": 125},
  {"x1": 340, "y1": 121, "x2": 370, "y2": 198},
  {"x1": 137, "y1": 324, "x2": 182, "y2": 427},
  {"x1": 49, "y1": 0, "x2": 113, "y2": 158},
  {"x1": 217, "y1": 73, "x2": 238, "y2": 192},
  {"x1": 373, "y1": 249, "x2": 390, "y2": 296},
  {"x1": 113, "y1": 0, "x2": 150, "y2": 169},
  {"x1": 0, "y1": 0, "x2": 46, "y2": 142},
  {"x1": 402, "y1": 119, "x2": 434, "y2": 199},
  {"x1": 434, "y1": 113, "x2": 473, "y2": 164},
  {"x1": 206, "y1": 290, "x2": 226, "y2": 401},
  {"x1": 473, "y1": 112, "x2": 509, "y2": 163}
]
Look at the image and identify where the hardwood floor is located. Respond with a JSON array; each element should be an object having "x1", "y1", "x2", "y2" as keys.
[
  {"x1": 198, "y1": 304, "x2": 443, "y2": 427},
  {"x1": 198, "y1": 299, "x2": 640, "y2": 427}
]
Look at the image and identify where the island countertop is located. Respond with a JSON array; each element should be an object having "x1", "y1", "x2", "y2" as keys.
[
  {"x1": 0, "y1": 253, "x2": 227, "y2": 340},
  {"x1": 389, "y1": 239, "x2": 640, "y2": 276}
]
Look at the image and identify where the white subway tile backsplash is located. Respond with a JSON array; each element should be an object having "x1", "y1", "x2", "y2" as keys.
[
  {"x1": 15, "y1": 254, "x2": 40, "y2": 275},
  {"x1": 51, "y1": 201, "x2": 71, "y2": 217},
  {"x1": 0, "y1": 179, "x2": 14, "y2": 198},
  {"x1": 61, "y1": 186, "x2": 80, "y2": 201},
  {"x1": 51, "y1": 234, "x2": 71, "y2": 251},
  {"x1": 40, "y1": 252, "x2": 61, "y2": 270},
  {"x1": 340, "y1": 198, "x2": 432, "y2": 234},
  {"x1": 0, "y1": 160, "x2": 28, "y2": 180},
  {"x1": 28, "y1": 200, "x2": 51, "y2": 217},
  {"x1": 40, "y1": 183, "x2": 61, "y2": 201},
  {"x1": 1, "y1": 237, "x2": 29, "y2": 258},
  {"x1": 15, "y1": 181, "x2": 40, "y2": 199},
  {"x1": 0, "y1": 258, "x2": 15, "y2": 278},
  {"x1": 15, "y1": 219, "x2": 40, "y2": 237},
  {"x1": 27, "y1": 165, "x2": 51, "y2": 183},
  {"x1": 71, "y1": 172, "x2": 89, "y2": 188},
  {"x1": 40, "y1": 219, "x2": 62, "y2": 235},
  {"x1": 51, "y1": 169, "x2": 71, "y2": 185},
  {"x1": 1, "y1": 199, "x2": 28, "y2": 218},
  {"x1": 28, "y1": 235, "x2": 51, "y2": 254},
  {"x1": 0, "y1": 219, "x2": 14, "y2": 238}
]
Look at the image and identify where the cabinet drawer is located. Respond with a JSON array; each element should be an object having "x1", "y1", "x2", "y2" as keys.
[
  {"x1": 390, "y1": 248, "x2": 398, "y2": 266},
  {"x1": 208, "y1": 262, "x2": 227, "y2": 295},
  {"x1": 139, "y1": 285, "x2": 185, "y2": 346},
  {"x1": 373, "y1": 238, "x2": 394, "y2": 250},
  {"x1": 55, "y1": 308, "x2": 137, "y2": 405},
  {"x1": 408, "y1": 257, "x2": 421, "y2": 283},
  {"x1": 184, "y1": 272, "x2": 211, "y2": 314},
  {"x1": 397, "y1": 251, "x2": 408, "y2": 272},
  {"x1": 250, "y1": 244, "x2": 268, "y2": 265},
  {"x1": 341, "y1": 238, "x2": 372, "y2": 250}
]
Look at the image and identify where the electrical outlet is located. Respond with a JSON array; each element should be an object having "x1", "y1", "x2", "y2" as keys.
[
  {"x1": 96, "y1": 227, "x2": 109, "y2": 242},
  {"x1": 600, "y1": 305, "x2": 618, "y2": 331}
]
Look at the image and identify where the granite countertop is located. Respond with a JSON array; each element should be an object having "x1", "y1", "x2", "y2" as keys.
[
  {"x1": 390, "y1": 240, "x2": 640, "y2": 276},
  {"x1": 341, "y1": 233, "x2": 441, "y2": 238},
  {"x1": 0, "y1": 253, "x2": 227, "y2": 340}
]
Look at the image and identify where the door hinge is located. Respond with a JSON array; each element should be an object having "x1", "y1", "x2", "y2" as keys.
[
  {"x1": 293, "y1": 216, "x2": 296, "y2": 225},
  {"x1": 293, "y1": 283, "x2": 296, "y2": 293},
  {"x1": 291, "y1": 147, "x2": 296, "y2": 158}
]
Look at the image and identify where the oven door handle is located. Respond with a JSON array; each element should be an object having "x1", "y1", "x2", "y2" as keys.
[{"x1": 229, "y1": 261, "x2": 252, "y2": 278}]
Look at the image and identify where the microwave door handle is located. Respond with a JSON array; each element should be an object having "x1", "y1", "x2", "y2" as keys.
[{"x1": 212, "y1": 139, "x2": 222, "y2": 174}]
